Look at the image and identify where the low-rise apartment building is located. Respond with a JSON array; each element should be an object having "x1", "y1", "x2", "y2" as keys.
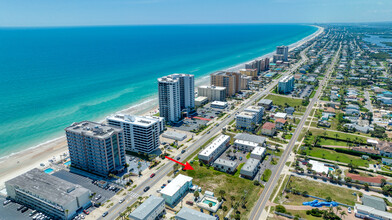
[{"x1": 198, "y1": 135, "x2": 230, "y2": 164}]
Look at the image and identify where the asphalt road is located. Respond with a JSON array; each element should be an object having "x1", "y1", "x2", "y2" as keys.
[
  {"x1": 99, "y1": 43, "x2": 312, "y2": 220},
  {"x1": 248, "y1": 41, "x2": 341, "y2": 220}
]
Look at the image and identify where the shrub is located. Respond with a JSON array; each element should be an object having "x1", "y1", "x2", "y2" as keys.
[{"x1": 276, "y1": 205, "x2": 286, "y2": 213}]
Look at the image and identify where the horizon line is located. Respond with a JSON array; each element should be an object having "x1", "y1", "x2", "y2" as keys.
[{"x1": 1, "y1": 20, "x2": 391, "y2": 29}]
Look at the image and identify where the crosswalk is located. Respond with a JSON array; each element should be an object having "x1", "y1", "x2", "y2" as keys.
[{"x1": 128, "y1": 192, "x2": 140, "y2": 198}]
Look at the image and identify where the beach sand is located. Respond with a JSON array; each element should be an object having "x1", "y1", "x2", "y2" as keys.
[{"x1": 0, "y1": 26, "x2": 324, "y2": 188}]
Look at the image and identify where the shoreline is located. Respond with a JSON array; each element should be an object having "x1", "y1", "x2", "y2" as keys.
[{"x1": 0, "y1": 25, "x2": 324, "y2": 187}]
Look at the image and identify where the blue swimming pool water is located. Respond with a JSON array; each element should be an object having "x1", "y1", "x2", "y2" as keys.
[
  {"x1": 203, "y1": 199, "x2": 217, "y2": 206},
  {"x1": 64, "y1": 161, "x2": 71, "y2": 166},
  {"x1": 44, "y1": 168, "x2": 54, "y2": 173}
]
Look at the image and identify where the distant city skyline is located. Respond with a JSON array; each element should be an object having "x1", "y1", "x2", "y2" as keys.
[{"x1": 1, "y1": 0, "x2": 392, "y2": 27}]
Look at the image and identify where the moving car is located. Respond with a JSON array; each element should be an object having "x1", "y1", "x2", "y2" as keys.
[
  {"x1": 102, "y1": 212, "x2": 108, "y2": 217},
  {"x1": 150, "y1": 173, "x2": 155, "y2": 178},
  {"x1": 144, "y1": 186, "x2": 150, "y2": 192}
]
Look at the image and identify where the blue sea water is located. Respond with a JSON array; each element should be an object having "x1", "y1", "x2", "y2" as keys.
[{"x1": 0, "y1": 24, "x2": 317, "y2": 158}]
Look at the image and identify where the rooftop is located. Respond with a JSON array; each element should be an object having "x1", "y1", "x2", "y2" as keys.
[
  {"x1": 237, "y1": 111, "x2": 256, "y2": 119},
  {"x1": 214, "y1": 158, "x2": 238, "y2": 168},
  {"x1": 251, "y1": 146, "x2": 266, "y2": 156},
  {"x1": 262, "y1": 122, "x2": 276, "y2": 130},
  {"x1": 176, "y1": 207, "x2": 216, "y2": 220},
  {"x1": 234, "y1": 139, "x2": 259, "y2": 148},
  {"x1": 129, "y1": 195, "x2": 164, "y2": 219},
  {"x1": 160, "y1": 174, "x2": 192, "y2": 197},
  {"x1": 362, "y1": 195, "x2": 386, "y2": 211},
  {"x1": 199, "y1": 135, "x2": 230, "y2": 158},
  {"x1": 355, "y1": 204, "x2": 392, "y2": 219},
  {"x1": 241, "y1": 158, "x2": 260, "y2": 173},
  {"x1": 199, "y1": 85, "x2": 226, "y2": 91},
  {"x1": 258, "y1": 99, "x2": 273, "y2": 105},
  {"x1": 107, "y1": 114, "x2": 161, "y2": 128},
  {"x1": 234, "y1": 133, "x2": 266, "y2": 144},
  {"x1": 65, "y1": 121, "x2": 122, "y2": 139},
  {"x1": 5, "y1": 168, "x2": 89, "y2": 208}
]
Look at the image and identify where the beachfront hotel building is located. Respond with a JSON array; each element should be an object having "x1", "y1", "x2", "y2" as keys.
[
  {"x1": 158, "y1": 73, "x2": 195, "y2": 123},
  {"x1": 278, "y1": 75, "x2": 295, "y2": 94},
  {"x1": 241, "y1": 75, "x2": 252, "y2": 90},
  {"x1": 5, "y1": 168, "x2": 91, "y2": 220},
  {"x1": 210, "y1": 71, "x2": 241, "y2": 97},
  {"x1": 107, "y1": 114, "x2": 164, "y2": 154},
  {"x1": 245, "y1": 58, "x2": 270, "y2": 73},
  {"x1": 276, "y1": 45, "x2": 289, "y2": 61},
  {"x1": 239, "y1": 68, "x2": 258, "y2": 79},
  {"x1": 158, "y1": 75, "x2": 182, "y2": 123},
  {"x1": 65, "y1": 121, "x2": 126, "y2": 176},
  {"x1": 198, "y1": 85, "x2": 226, "y2": 101},
  {"x1": 198, "y1": 135, "x2": 230, "y2": 164}
]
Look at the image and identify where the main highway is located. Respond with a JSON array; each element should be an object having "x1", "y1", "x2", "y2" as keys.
[
  {"x1": 99, "y1": 38, "x2": 319, "y2": 220},
  {"x1": 248, "y1": 39, "x2": 341, "y2": 220}
]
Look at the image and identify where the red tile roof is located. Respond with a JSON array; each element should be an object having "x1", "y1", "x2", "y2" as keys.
[
  {"x1": 262, "y1": 122, "x2": 276, "y2": 130},
  {"x1": 346, "y1": 173, "x2": 387, "y2": 184},
  {"x1": 275, "y1": 118, "x2": 287, "y2": 124}
]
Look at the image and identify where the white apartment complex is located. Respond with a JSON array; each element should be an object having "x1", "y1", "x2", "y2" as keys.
[
  {"x1": 244, "y1": 105, "x2": 264, "y2": 124},
  {"x1": 234, "y1": 139, "x2": 259, "y2": 152},
  {"x1": 129, "y1": 195, "x2": 165, "y2": 220},
  {"x1": 107, "y1": 114, "x2": 164, "y2": 154},
  {"x1": 198, "y1": 135, "x2": 230, "y2": 164},
  {"x1": 198, "y1": 85, "x2": 226, "y2": 101},
  {"x1": 236, "y1": 112, "x2": 257, "y2": 131}
]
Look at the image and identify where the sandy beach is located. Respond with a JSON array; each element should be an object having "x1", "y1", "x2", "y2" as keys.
[{"x1": 0, "y1": 25, "x2": 324, "y2": 188}]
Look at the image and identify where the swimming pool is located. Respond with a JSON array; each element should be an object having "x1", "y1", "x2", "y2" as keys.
[
  {"x1": 203, "y1": 199, "x2": 217, "y2": 206},
  {"x1": 44, "y1": 168, "x2": 54, "y2": 174},
  {"x1": 64, "y1": 161, "x2": 71, "y2": 166},
  {"x1": 329, "y1": 167, "x2": 334, "y2": 171}
]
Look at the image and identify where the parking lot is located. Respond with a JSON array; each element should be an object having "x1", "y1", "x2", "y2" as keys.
[
  {"x1": 174, "y1": 104, "x2": 226, "y2": 132},
  {"x1": 0, "y1": 196, "x2": 30, "y2": 220},
  {"x1": 218, "y1": 145, "x2": 249, "y2": 164},
  {"x1": 52, "y1": 170, "x2": 117, "y2": 207}
]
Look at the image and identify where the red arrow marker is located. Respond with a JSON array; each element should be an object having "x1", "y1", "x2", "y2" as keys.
[{"x1": 165, "y1": 156, "x2": 194, "y2": 170}]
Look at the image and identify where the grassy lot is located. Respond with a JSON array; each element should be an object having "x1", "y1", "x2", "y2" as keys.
[
  {"x1": 285, "y1": 176, "x2": 359, "y2": 206},
  {"x1": 180, "y1": 161, "x2": 263, "y2": 219},
  {"x1": 264, "y1": 94, "x2": 306, "y2": 111},
  {"x1": 304, "y1": 147, "x2": 375, "y2": 167},
  {"x1": 262, "y1": 169, "x2": 272, "y2": 182},
  {"x1": 308, "y1": 128, "x2": 367, "y2": 143},
  {"x1": 285, "y1": 209, "x2": 322, "y2": 220}
]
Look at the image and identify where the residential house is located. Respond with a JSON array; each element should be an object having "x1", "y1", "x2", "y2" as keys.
[{"x1": 261, "y1": 122, "x2": 276, "y2": 136}]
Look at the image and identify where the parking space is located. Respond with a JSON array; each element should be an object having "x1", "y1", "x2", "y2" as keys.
[
  {"x1": 52, "y1": 170, "x2": 117, "y2": 207},
  {"x1": 218, "y1": 145, "x2": 249, "y2": 164},
  {"x1": 0, "y1": 196, "x2": 30, "y2": 220},
  {"x1": 173, "y1": 104, "x2": 225, "y2": 132}
]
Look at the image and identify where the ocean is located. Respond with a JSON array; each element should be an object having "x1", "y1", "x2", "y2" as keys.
[{"x1": 0, "y1": 24, "x2": 317, "y2": 158}]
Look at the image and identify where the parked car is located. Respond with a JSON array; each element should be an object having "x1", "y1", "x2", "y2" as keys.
[
  {"x1": 186, "y1": 201, "x2": 194, "y2": 205},
  {"x1": 83, "y1": 210, "x2": 90, "y2": 215},
  {"x1": 3, "y1": 200, "x2": 11, "y2": 206},
  {"x1": 17, "y1": 205, "x2": 25, "y2": 211},
  {"x1": 21, "y1": 207, "x2": 29, "y2": 213},
  {"x1": 102, "y1": 211, "x2": 108, "y2": 217},
  {"x1": 144, "y1": 186, "x2": 150, "y2": 192}
]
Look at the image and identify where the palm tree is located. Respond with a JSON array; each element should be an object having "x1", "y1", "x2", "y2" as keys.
[
  {"x1": 219, "y1": 189, "x2": 226, "y2": 199},
  {"x1": 340, "y1": 210, "x2": 347, "y2": 219}
]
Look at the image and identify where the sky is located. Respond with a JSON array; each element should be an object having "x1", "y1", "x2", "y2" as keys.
[{"x1": 1, "y1": 0, "x2": 392, "y2": 27}]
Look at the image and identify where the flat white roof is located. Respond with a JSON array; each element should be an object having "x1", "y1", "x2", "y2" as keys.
[
  {"x1": 195, "y1": 96, "x2": 208, "y2": 101},
  {"x1": 367, "y1": 139, "x2": 378, "y2": 144},
  {"x1": 199, "y1": 135, "x2": 230, "y2": 158},
  {"x1": 251, "y1": 146, "x2": 266, "y2": 156},
  {"x1": 199, "y1": 85, "x2": 226, "y2": 91},
  {"x1": 160, "y1": 174, "x2": 192, "y2": 197},
  {"x1": 245, "y1": 105, "x2": 263, "y2": 112},
  {"x1": 234, "y1": 139, "x2": 259, "y2": 148},
  {"x1": 237, "y1": 112, "x2": 256, "y2": 119},
  {"x1": 309, "y1": 160, "x2": 329, "y2": 174},
  {"x1": 275, "y1": 112, "x2": 287, "y2": 118},
  {"x1": 211, "y1": 101, "x2": 228, "y2": 106},
  {"x1": 107, "y1": 114, "x2": 161, "y2": 128}
]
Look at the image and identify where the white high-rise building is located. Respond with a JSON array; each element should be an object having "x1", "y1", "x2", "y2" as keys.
[
  {"x1": 107, "y1": 114, "x2": 164, "y2": 154},
  {"x1": 158, "y1": 75, "x2": 182, "y2": 123},
  {"x1": 171, "y1": 74, "x2": 195, "y2": 111},
  {"x1": 276, "y1": 45, "x2": 289, "y2": 61}
]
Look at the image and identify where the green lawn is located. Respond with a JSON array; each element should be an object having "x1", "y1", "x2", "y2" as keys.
[
  {"x1": 304, "y1": 147, "x2": 375, "y2": 167},
  {"x1": 308, "y1": 129, "x2": 367, "y2": 143},
  {"x1": 264, "y1": 94, "x2": 306, "y2": 110},
  {"x1": 180, "y1": 161, "x2": 263, "y2": 219},
  {"x1": 285, "y1": 176, "x2": 359, "y2": 206}
]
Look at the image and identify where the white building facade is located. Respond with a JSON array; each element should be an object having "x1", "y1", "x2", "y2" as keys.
[
  {"x1": 107, "y1": 114, "x2": 164, "y2": 154},
  {"x1": 198, "y1": 135, "x2": 230, "y2": 164}
]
